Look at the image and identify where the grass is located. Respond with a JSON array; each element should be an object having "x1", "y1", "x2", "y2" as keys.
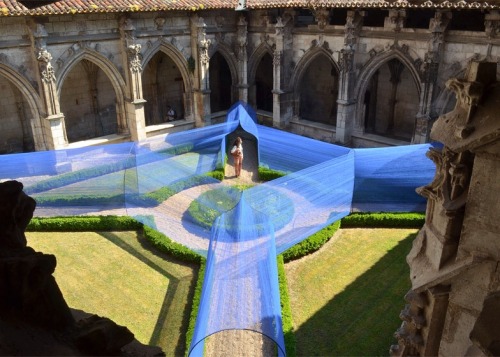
[
  {"x1": 26, "y1": 230, "x2": 198, "y2": 357},
  {"x1": 285, "y1": 228, "x2": 417, "y2": 356},
  {"x1": 26, "y1": 226, "x2": 417, "y2": 356}
]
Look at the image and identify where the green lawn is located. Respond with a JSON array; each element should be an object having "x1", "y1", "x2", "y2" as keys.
[
  {"x1": 285, "y1": 228, "x2": 417, "y2": 356},
  {"x1": 27, "y1": 227, "x2": 416, "y2": 357},
  {"x1": 27, "y1": 231, "x2": 198, "y2": 357}
]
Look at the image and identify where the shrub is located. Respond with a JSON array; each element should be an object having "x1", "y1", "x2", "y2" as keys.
[
  {"x1": 341, "y1": 212, "x2": 425, "y2": 228},
  {"x1": 185, "y1": 260, "x2": 206, "y2": 356},
  {"x1": 278, "y1": 254, "x2": 296, "y2": 357},
  {"x1": 27, "y1": 215, "x2": 141, "y2": 232},
  {"x1": 142, "y1": 225, "x2": 202, "y2": 263},
  {"x1": 282, "y1": 221, "x2": 341, "y2": 263},
  {"x1": 258, "y1": 167, "x2": 287, "y2": 182}
]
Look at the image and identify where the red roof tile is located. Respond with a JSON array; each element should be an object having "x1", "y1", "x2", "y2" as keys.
[{"x1": 0, "y1": 0, "x2": 497, "y2": 16}]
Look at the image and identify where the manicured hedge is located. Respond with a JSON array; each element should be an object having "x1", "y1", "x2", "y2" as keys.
[
  {"x1": 341, "y1": 212, "x2": 425, "y2": 228},
  {"x1": 281, "y1": 221, "x2": 341, "y2": 263},
  {"x1": 27, "y1": 215, "x2": 142, "y2": 232},
  {"x1": 26, "y1": 215, "x2": 202, "y2": 263},
  {"x1": 278, "y1": 254, "x2": 296, "y2": 357},
  {"x1": 185, "y1": 260, "x2": 206, "y2": 356},
  {"x1": 258, "y1": 167, "x2": 287, "y2": 182},
  {"x1": 142, "y1": 225, "x2": 202, "y2": 264}
]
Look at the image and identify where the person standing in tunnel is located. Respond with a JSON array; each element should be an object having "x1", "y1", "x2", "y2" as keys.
[{"x1": 230, "y1": 137, "x2": 244, "y2": 177}]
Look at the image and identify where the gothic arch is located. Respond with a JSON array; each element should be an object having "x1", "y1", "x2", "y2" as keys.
[
  {"x1": 248, "y1": 42, "x2": 274, "y2": 87},
  {"x1": 142, "y1": 40, "x2": 193, "y2": 97},
  {"x1": 55, "y1": 49, "x2": 126, "y2": 99},
  {"x1": 142, "y1": 41, "x2": 194, "y2": 122},
  {"x1": 354, "y1": 47, "x2": 423, "y2": 130},
  {"x1": 290, "y1": 46, "x2": 340, "y2": 94},
  {"x1": 208, "y1": 41, "x2": 239, "y2": 89},
  {"x1": 0, "y1": 62, "x2": 46, "y2": 151},
  {"x1": 208, "y1": 42, "x2": 239, "y2": 112},
  {"x1": 248, "y1": 42, "x2": 274, "y2": 110},
  {"x1": 56, "y1": 48, "x2": 127, "y2": 133},
  {"x1": 290, "y1": 46, "x2": 340, "y2": 121}
]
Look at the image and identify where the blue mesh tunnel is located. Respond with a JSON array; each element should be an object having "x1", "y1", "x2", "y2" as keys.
[{"x1": 0, "y1": 102, "x2": 437, "y2": 356}]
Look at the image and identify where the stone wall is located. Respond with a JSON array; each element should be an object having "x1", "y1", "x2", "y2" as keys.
[
  {"x1": 391, "y1": 60, "x2": 500, "y2": 356},
  {"x1": 1, "y1": 8, "x2": 500, "y2": 151}
]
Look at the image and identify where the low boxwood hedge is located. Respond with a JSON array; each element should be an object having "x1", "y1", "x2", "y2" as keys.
[
  {"x1": 185, "y1": 260, "x2": 206, "y2": 356},
  {"x1": 27, "y1": 215, "x2": 142, "y2": 232},
  {"x1": 278, "y1": 254, "x2": 296, "y2": 357},
  {"x1": 281, "y1": 220, "x2": 341, "y2": 263},
  {"x1": 258, "y1": 167, "x2": 287, "y2": 182},
  {"x1": 341, "y1": 212, "x2": 425, "y2": 228}
]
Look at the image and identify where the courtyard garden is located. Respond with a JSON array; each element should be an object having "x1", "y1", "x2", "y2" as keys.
[{"x1": 26, "y1": 213, "x2": 420, "y2": 356}]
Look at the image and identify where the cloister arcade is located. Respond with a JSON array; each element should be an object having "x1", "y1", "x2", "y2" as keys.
[{"x1": 0, "y1": 5, "x2": 499, "y2": 153}]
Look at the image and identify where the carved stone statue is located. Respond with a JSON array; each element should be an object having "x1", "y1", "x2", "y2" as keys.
[{"x1": 0, "y1": 180, "x2": 163, "y2": 356}]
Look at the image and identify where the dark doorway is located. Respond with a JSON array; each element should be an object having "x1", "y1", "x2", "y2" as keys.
[
  {"x1": 299, "y1": 55, "x2": 338, "y2": 125},
  {"x1": 143, "y1": 52, "x2": 184, "y2": 125},
  {"x1": 209, "y1": 52, "x2": 232, "y2": 113},
  {"x1": 255, "y1": 53, "x2": 273, "y2": 112}
]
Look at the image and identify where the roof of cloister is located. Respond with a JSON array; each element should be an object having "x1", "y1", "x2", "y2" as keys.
[{"x1": 0, "y1": 0, "x2": 498, "y2": 17}]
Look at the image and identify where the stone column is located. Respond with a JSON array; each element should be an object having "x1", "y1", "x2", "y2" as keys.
[
  {"x1": 28, "y1": 20, "x2": 67, "y2": 150},
  {"x1": 414, "y1": 11, "x2": 451, "y2": 144},
  {"x1": 236, "y1": 15, "x2": 249, "y2": 103},
  {"x1": 272, "y1": 12, "x2": 294, "y2": 129},
  {"x1": 336, "y1": 10, "x2": 363, "y2": 145},
  {"x1": 190, "y1": 15, "x2": 211, "y2": 127},
  {"x1": 119, "y1": 16, "x2": 146, "y2": 142}
]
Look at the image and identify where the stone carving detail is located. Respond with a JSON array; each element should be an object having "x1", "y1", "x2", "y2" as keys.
[
  {"x1": 0, "y1": 180, "x2": 162, "y2": 355},
  {"x1": 261, "y1": 12, "x2": 271, "y2": 27},
  {"x1": 420, "y1": 11, "x2": 451, "y2": 84},
  {"x1": 417, "y1": 147, "x2": 472, "y2": 211},
  {"x1": 154, "y1": 16, "x2": 165, "y2": 30},
  {"x1": 485, "y1": 11, "x2": 500, "y2": 39},
  {"x1": 444, "y1": 74, "x2": 489, "y2": 139},
  {"x1": 127, "y1": 44, "x2": 142, "y2": 73},
  {"x1": 119, "y1": 15, "x2": 135, "y2": 41},
  {"x1": 393, "y1": 60, "x2": 500, "y2": 357},
  {"x1": 197, "y1": 18, "x2": 211, "y2": 66},
  {"x1": 311, "y1": 8, "x2": 330, "y2": 30},
  {"x1": 273, "y1": 50, "x2": 282, "y2": 67},
  {"x1": 386, "y1": 9, "x2": 406, "y2": 32},
  {"x1": 0, "y1": 181, "x2": 35, "y2": 249},
  {"x1": 339, "y1": 48, "x2": 354, "y2": 73},
  {"x1": 345, "y1": 10, "x2": 364, "y2": 48},
  {"x1": 275, "y1": 17, "x2": 284, "y2": 36},
  {"x1": 236, "y1": 15, "x2": 248, "y2": 62},
  {"x1": 391, "y1": 290, "x2": 426, "y2": 356},
  {"x1": 37, "y1": 49, "x2": 56, "y2": 83}
]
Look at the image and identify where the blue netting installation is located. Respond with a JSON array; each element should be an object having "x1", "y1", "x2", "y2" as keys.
[
  {"x1": 189, "y1": 193, "x2": 285, "y2": 356},
  {"x1": 0, "y1": 102, "x2": 437, "y2": 355},
  {"x1": 352, "y1": 145, "x2": 436, "y2": 212}
]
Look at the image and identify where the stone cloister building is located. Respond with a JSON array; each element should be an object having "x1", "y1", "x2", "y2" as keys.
[
  {"x1": 1, "y1": 1, "x2": 499, "y2": 154},
  {"x1": 1, "y1": 2, "x2": 500, "y2": 357}
]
